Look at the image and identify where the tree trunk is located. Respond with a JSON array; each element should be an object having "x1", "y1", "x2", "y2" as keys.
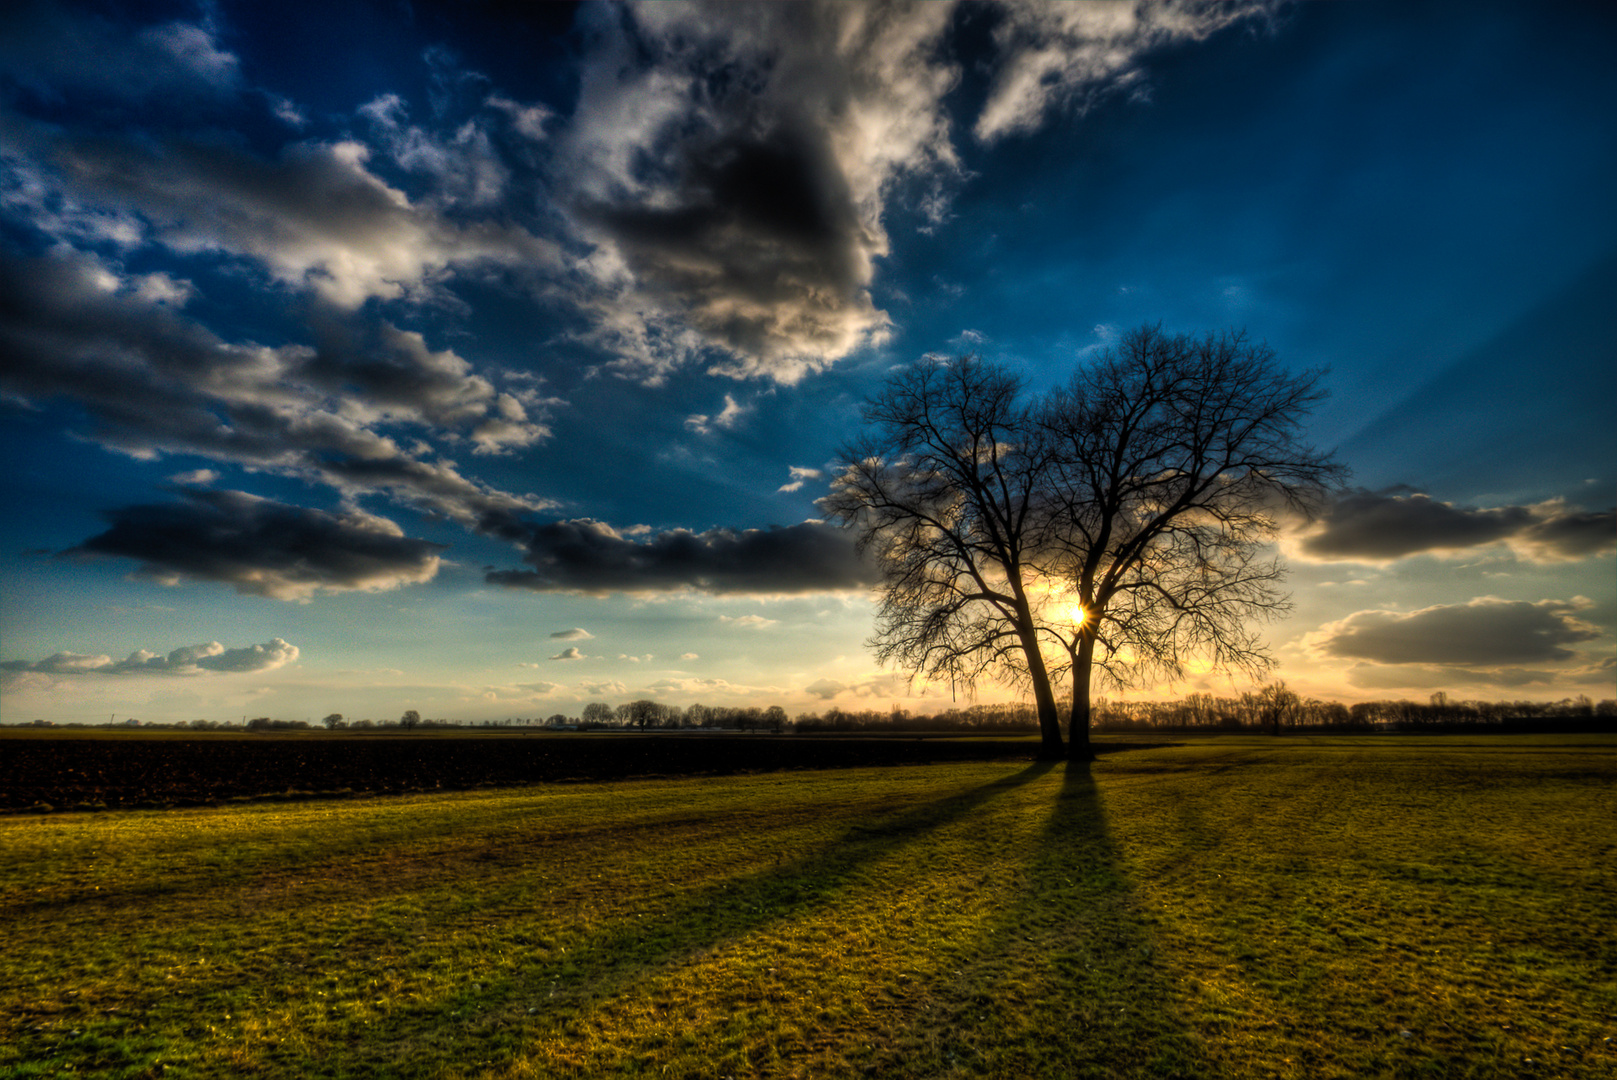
[
  {"x1": 1068, "y1": 634, "x2": 1096, "y2": 760},
  {"x1": 1028, "y1": 670, "x2": 1064, "y2": 758},
  {"x1": 1012, "y1": 593, "x2": 1065, "y2": 758},
  {"x1": 1019, "y1": 636, "x2": 1065, "y2": 758}
]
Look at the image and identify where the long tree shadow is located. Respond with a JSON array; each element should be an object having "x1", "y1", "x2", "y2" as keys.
[
  {"x1": 333, "y1": 760, "x2": 1058, "y2": 1072},
  {"x1": 867, "y1": 758, "x2": 1209, "y2": 1078}
]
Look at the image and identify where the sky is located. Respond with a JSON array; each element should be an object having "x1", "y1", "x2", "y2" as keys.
[{"x1": 1, "y1": 0, "x2": 1613, "y2": 726}]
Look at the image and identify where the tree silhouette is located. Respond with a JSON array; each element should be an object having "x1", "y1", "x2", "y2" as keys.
[
  {"x1": 826, "y1": 325, "x2": 1343, "y2": 759},
  {"x1": 1037, "y1": 326, "x2": 1343, "y2": 756},
  {"x1": 822, "y1": 355, "x2": 1066, "y2": 755}
]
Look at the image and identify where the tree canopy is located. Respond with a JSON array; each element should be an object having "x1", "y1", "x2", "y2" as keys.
[{"x1": 823, "y1": 324, "x2": 1345, "y2": 759}]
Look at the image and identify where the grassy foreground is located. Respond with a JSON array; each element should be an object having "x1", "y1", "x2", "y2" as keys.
[{"x1": 2, "y1": 736, "x2": 1613, "y2": 1078}]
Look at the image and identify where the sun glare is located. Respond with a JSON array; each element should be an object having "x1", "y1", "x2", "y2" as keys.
[{"x1": 1067, "y1": 603, "x2": 1086, "y2": 627}]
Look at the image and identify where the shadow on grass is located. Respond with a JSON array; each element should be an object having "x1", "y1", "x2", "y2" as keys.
[
  {"x1": 865, "y1": 759, "x2": 1208, "y2": 1079},
  {"x1": 334, "y1": 760, "x2": 1059, "y2": 1072}
]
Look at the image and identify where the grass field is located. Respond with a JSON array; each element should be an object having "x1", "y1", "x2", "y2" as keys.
[{"x1": 3, "y1": 735, "x2": 1614, "y2": 1078}]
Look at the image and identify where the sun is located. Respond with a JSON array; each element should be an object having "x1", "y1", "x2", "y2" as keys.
[{"x1": 1066, "y1": 603, "x2": 1087, "y2": 627}]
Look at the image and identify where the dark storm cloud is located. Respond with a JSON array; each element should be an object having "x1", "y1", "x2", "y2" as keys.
[
  {"x1": 580, "y1": 120, "x2": 886, "y2": 379},
  {"x1": 1310, "y1": 597, "x2": 1602, "y2": 667},
  {"x1": 560, "y1": 1, "x2": 1269, "y2": 382},
  {"x1": 1515, "y1": 506, "x2": 1617, "y2": 561},
  {"x1": 64, "y1": 489, "x2": 446, "y2": 601},
  {"x1": 0, "y1": 247, "x2": 550, "y2": 523},
  {"x1": 488, "y1": 519, "x2": 875, "y2": 595},
  {"x1": 1, "y1": 638, "x2": 299, "y2": 677},
  {"x1": 1295, "y1": 490, "x2": 1616, "y2": 563}
]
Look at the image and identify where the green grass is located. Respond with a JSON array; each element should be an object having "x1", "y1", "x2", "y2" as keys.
[{"x1": 2, "y1": 736, "x2": 1614, "y2": 1078}]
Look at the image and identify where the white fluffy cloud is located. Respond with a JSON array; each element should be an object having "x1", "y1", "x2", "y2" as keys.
[
  {"x1": 1, "y1": 638, "x2": 299, "y2": 678},
  {"x1": 719, "y1": 614, "x2": 778, "y2": 629},
  {"x1": 973, "y1": 1, "x2": 1266, "y2": 142},
  {"x1": 684, "y1": 394, "x2": 750, "y2": 435},
  {"x1": 778, "y1": 466, "x2": 824, "y2": 493},
  {"x1": 23, "y1": 113, "x2": 560, "y2": 309}
]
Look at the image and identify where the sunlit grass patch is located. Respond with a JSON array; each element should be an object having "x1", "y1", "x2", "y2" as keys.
[{"x1": 2, "y1": 736, "x2": 1613, "y2": 1077}]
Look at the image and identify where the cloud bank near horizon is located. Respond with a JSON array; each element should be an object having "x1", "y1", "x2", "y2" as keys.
[
  {"x1": 2, "y1": 637, "x2": 299, "y2": 678},
  {"x1": 1293, "y1": 490, "x2": 1616, "y2": 564}
]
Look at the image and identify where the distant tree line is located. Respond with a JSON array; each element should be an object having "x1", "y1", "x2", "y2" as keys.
[
  {"x1": 15, "y1": 692, "x2": 1613, "y2": 734},
  {"x1": 1091, "y1": 688, "x2": 1615, "y2": 734}
]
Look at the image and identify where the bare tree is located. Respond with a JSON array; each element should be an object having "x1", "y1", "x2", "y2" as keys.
[
  {"x1": 827, "y1": 326, "x2": 1343, "y2": 760},
  {"x1": 1037, "y1": 326, "x2": 1343, "y2": 756},
  {"x1": 822, "y1": 355, "x2": 1066, "y2": 757}
]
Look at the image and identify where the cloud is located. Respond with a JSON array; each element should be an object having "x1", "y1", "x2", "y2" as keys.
[
  {"x1": 684, "y1": 394, "x2": 749, "y2": 435},
  {"x1": 168, "y1": 469, "x2": 218, "y2": 486},
  {"x1": 0, "y1": 247, "x2": 552, "y2": 527},
  {"x1": 680, "y1": 652, "x2": 700, "y2": 661},
  {"x1": 1340, "y1": 660, "x2": 1614, "y2": 692},
  {"x1": 359, "y1": 92, "x2": 511, "y2": 207},
  {"x1": 1, "y1": 638, "x2": 298, "y2": 678},
  {"x1": 550, "y1": 3, "x2": 948, "y2": 383},
  {"x1": 550, "y1": 647, "x2": 586, "y2": 661},
  {"x1": 804, "y1": 677, "x2": 846, "y2": 700},
  {"x1": 63, "y1": 489, "x2": 445, "y2": 601},
  {"x1": 802, "y1": 671, "x2": 925, "y2": 701},
  {"x1": 578, "y1": 679, "x2": 627, "y2": 697},
  {"x1": 1308, "y1": 597, "x2": 1603, "y2": 667},
  {"x1": 972, "y1": 2, "x2": 1269, "y2": 142},
  {"x1": 487, "y1": 518, "x2": 875, "y2": 596},
  {"x1": 552, "y1": 2, "x2": 1270, "y2": 383},
  {"x1": 719, "y1": 614, "x2": 778, "y2": 629},
  {"x1": 640, "y1": 676, "x2": 780, "y2": 699},
  {"x1": 549, "y1": 628, "x2": 594, "y2": 641},
  {"x1": 1293, "y1": 490, "x2": 1616, "y2": 563},
  {"x1": 778, "y1": 465, "x2": 824, "y2": 493},
  {"x1": 19, "y1": 115, "x2": 560, "y2": 309},
  {"x1": 0, "y1": 5, "x2": 242, "y2": 101}
]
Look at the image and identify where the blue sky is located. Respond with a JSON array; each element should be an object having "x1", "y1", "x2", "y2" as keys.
[{"x1": 2, "y1": 0, "x2": 1612, "y2": 724}]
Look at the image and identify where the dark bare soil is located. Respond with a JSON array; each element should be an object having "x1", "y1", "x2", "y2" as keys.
[{"x1": 0, "y1": 734, "x2": 1054, "y2": 811}]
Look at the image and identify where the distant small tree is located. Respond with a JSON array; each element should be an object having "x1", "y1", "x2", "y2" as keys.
[
  {"x1": 763, "y1": 705, "x2": 789, "y2": 734},
  {"x1": 399, "y1": 709, "x2": 421, "y2": 730},
  {"x1": 621, "y1": 700, "x2": 661, "y2": 730},
  {"x1": 322, "y1": 713, "x2": 344, "y2": 730},
  {"x1": 581, "y1": 702, "x2": 613, "y2": 727},
  {"x1": 1254, "y1": 681, "x2": 1302, "y2": 735}
]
